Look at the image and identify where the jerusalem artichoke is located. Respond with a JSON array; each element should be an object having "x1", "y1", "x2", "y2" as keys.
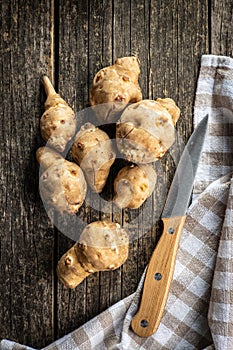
[
  {"x1": 40, "y1": 76, "x2": 76, "y2": 152},
  {"x1": 37, "y1": 146, "x2": 87, "y2": 214},
  {"x1": 57, "y1": 220, "x2": 129, "y2": 288},
  {"x1": 156, "y1": 98, "x2": 180, "y2": 125},
  {"x1": 113, "y1": 164, "x2": 157, "y2": 209},
  {"x1": 90, "y1": 56, "x2": 142, "y2": 123},
  {"x1": 116, "y1": 99, "x2": 180, "y2": 164},
  {"x1": 72, "y1": 122, "x2": 116, "y2": 193}
]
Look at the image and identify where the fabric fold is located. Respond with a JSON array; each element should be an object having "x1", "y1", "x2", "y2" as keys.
[{"x1": 207, "y1": 178, "x2": 233, "y2": 349}]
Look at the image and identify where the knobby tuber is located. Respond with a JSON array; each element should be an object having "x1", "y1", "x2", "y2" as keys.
[
  {"x1": 116, "y1": 99, "x2": 180, "y2": 164},
  {"x1": 57, "y1": 220, "x2": 129, "y2": 288},
  {"x1": 90, "y1": 56, "x2": 142, "y2": 123},
  {"x1": 156, "y1": 98, "x2": 180, "y2": 125},
  {"x1": 72, "y1": 123, "x2": 116, "y2": 193},
  {"x1": 40, "y1": 75, "x2": 76, "y2": 152},
  {"x1": 113, "y1": 164, "x2": 157, "y2": 209},
  {"x1": 37, "y1": 146, "x2": 86, "y2": 214},
  {"x1": 35, "y1": 59, "x2": 185, "y2": 294}
]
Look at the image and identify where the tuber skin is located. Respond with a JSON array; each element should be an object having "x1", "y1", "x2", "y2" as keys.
[
  {"x1": 37, "y1": 147, "x2": 87, "y2": 214},
  {"x1": 113, "y1": 164, "x2": 157, "y2": 209},
  {"x1": 40, "y1": 75, "x2": 76, "y2": 152},
  {"x1": 90, "y1": 56, "x2": 142, "y2": 123},
  {"x1": 57, "y1": 220, "x2": 129, "y2": 288},
  {"x1": 116, "y1": 99, "x2": 180, "y2": 164},
  {"x1": 72, "y1": 122, "x2": 116, "y2": 193},
  {"x1": 156, "y1": 98, "x2": 180, "y2": 125}
]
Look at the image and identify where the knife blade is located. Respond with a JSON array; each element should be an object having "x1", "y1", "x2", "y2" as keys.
[{"x1": 131, "y1": 115, "x2": 209, "y2": 337}]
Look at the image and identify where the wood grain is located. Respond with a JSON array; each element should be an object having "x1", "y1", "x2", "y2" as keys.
[
  {"x1": 0, "y1": 0, "x2": 54, "y2": 347},
  {"x1": 1, "y1": 0, "x2": 232, "y2": 347},
  {"x1": 55, "y1": 0, "x2": 90, "y2": 339},
  {"x1": 211, "y1": 0, "x2": 233, "y2": 56}
]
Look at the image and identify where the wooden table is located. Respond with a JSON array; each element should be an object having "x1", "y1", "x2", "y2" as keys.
[{"x1": 0, "y1": 0, "x2": 232, "y2": 348}]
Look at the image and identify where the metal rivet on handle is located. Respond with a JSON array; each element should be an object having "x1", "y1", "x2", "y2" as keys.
[
  {"x1": 154, "y1": 272, "x2": 162, "y2": 281},
  {"x1": 168, "y1": 227, "x2": 174, "y2": 234},
  {"x1": 140, "y1": 319, "x2": 149, "y2": 328}
]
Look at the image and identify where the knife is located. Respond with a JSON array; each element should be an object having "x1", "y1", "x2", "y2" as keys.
[{"x1": 131, "y1": 115, "x2": 209, "y2": 337}]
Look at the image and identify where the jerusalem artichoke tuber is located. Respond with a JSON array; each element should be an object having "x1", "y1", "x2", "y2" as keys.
[
  {"x1": 37, "y1": 146, "x2": 86, "y2": 214},
  {"x1": 57, "y1": 220, "x2": 129, "y2": 288},
  {"x1": 72, "y1": 122, "x2": 116, "y2": 193},
  {"x1": 40, "y1": 76, "x2": 76, "y2": 152},
  {"x1": 156, "y1": 98, "x2": 180, "y2": 125},
  {"x1": 113, "y1": 164, "x2": 157, "y2": 209},
  {"x1": 90, "y1": 56, "x2": 142, "y2": 123},
  {"x1": 116, "y1": 99, "x2": 180, "y2": 164}
]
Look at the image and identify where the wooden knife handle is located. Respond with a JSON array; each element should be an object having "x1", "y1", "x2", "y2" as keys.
[{"x1": 131, "y1": 215, "x2": 186, "y2": 337}]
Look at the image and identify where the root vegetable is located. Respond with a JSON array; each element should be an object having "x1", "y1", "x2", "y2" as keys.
[
  {"x1": 37, "y1": 147, "x2": 87, "y2": 214},
  {"x1": 113, "y1": 164, "x2": 157, "y2": 209},
  {"x1": 116, "y1": 99, "x2": 180, "y2": 164},
  {"x1": 90, "y1": 56, "x2": 142, "y2": 123},
  {"x1": 40, "y1": 76, "x2": 76, "y2": 152},
  {"x1": 57, "y1": 220, "x2": 129, "y2": 288},
  {"x1": 72, "y1": 122, "x2": 116, "y2": 193},
  {"x1": 156, "y1": 98, "x2": 180, "y2": 125}
]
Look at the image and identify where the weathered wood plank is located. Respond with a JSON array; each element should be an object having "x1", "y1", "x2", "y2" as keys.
[
  {"x1": 87, "y1": 0, "x2": 118, "y2": 316},
  {"x1": 0, "y1": 0, "x2": 54, "y2": 347},
  {"x1": 56, "y1": 0, "x2": 116, "y2": 338},
  {"x1": 176, "y1": 0, "x2": 209, "y2": 138},
  {"x1": 112, "y1": 0, "x2": 131, "y2": 59},
  {"x1": 135, "y1": 1, "x2": 208, "y2": 300},
  {"x1": 130, "y1": 0, "x2": 150, "y2": 97},
  {"x1": 148, "y1": 0, "x2": 209, "y2": 136},
  {"x1": 122, "y1": 0, "x2": 209, "y2": 299},
  {"x1": 211, "y1": 0, "x2": 233, "y2": 56},
  {"x1": 55, "y1": 0, "x2": 90, "y2": 338},
  {"x1": 119, "y1": 0, "x2": 151, "y2": 299}
]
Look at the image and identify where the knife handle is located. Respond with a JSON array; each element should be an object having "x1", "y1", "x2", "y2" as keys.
[{"x1": 131, "y1": 215, "x2": 186, "y2": 337}]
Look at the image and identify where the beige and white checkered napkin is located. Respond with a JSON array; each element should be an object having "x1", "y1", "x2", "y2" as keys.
[{"x1": 1, "y1": 54, "x2": 233, "y2": 350}]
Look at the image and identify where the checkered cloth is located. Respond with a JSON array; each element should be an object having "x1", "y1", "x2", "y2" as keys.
[{"x1": 1, "y1": 54, "x2": 233, "y2": 350}]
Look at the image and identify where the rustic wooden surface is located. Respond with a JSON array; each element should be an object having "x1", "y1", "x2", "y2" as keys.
[{"x1": 0, "y1": 0, "x2": 232, "y2": 348}]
